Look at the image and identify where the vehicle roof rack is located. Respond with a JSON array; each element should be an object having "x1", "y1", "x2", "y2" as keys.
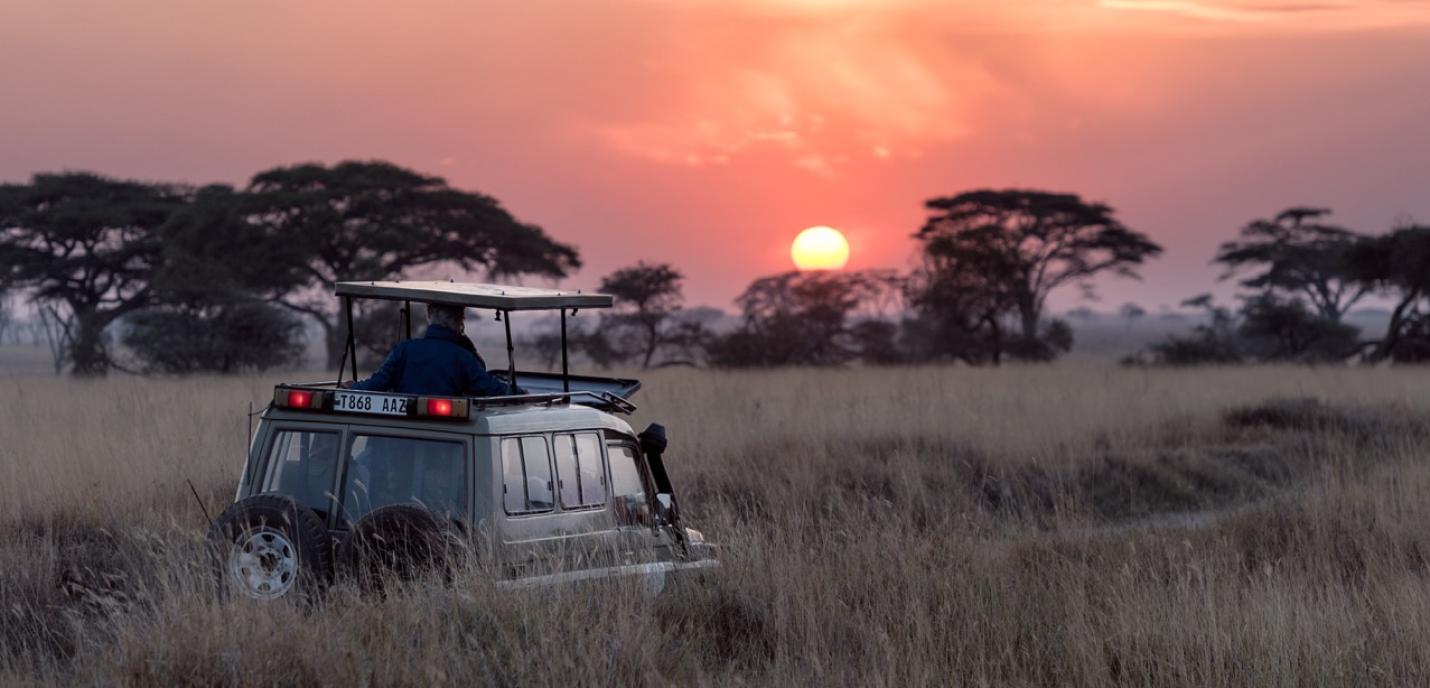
[
  {"x1": 272, "y1": 384, "x2": 638, "y2": 416},
  {"x1": 472, "y1": 391, "x2": 637, "y2": 415},
  {"x1": 334, "y1": 281, "x2": 612, "y2": 311}
]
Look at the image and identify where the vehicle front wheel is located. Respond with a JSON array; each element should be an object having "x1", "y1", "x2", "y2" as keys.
[{"x1": 207, "y1": 495, "x2": 333, "y2": 601}]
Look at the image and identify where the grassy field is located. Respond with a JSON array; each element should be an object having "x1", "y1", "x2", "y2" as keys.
[{"x1": 3, "y1": 366, "x2": 1430, "y2": 685}]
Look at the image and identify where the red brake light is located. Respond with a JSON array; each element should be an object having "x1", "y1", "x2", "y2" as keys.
[
  {"x1": 416, "y1": 396, "x2": 466, "y2": 419},
  {"x1": 287, "y1": 390, "x2": 312, "y2": 408}
]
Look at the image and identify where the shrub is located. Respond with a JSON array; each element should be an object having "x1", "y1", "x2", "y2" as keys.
[{"x1": 123, "y1": 302, "x2": 305, "y2": 373}]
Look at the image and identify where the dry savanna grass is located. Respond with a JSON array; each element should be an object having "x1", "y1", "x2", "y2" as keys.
[{"x1": 3, "y1": 365, "x2": 1430, "y2": 686}]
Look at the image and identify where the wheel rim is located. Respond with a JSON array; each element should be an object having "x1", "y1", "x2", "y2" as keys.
[{"x1": 226, "y1": 527, "x2": 300, "y2": 600}]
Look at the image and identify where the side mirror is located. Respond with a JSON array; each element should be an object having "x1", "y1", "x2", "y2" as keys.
[{"x1": 655, "y1": 493, "x2": 677, "y2": 527}]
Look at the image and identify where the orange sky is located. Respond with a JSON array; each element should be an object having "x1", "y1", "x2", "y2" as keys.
[{"x1": 3, "y1": 0, "x2": 1429, "y2": 311}]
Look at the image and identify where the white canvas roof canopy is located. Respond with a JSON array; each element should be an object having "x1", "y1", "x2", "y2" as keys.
[
  {"x1": 331, "y1": 281, "x2": 619, "y2": 401},
  {"x1": 334, "y1": 280, "x2": 613, "y2": 311}
]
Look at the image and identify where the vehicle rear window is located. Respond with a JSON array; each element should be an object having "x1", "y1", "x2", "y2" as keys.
[
  {"x1": 263, "y1": 430, "x2": 341, "y2": 519},
  {"x1": 341, "y1": 435, "x2": 466, "y2": 525},
  {"x1": 553, "y1": 432, "x2": 606, "y2": 509},
  {"x1": 502, "y1": 436, "x2": 554, "y2": 515}
]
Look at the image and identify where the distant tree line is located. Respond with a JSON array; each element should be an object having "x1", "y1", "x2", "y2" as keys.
[
  {"x1": 561, "y1": 197, "x2": 1430, "y2": 370},
  {"x1": 1127, "y1": 208, "x2": 1430, "y2": 366},
  {"x1": 559, "y1": 190, "x2": 1164, "y2": 369},
  {"x1": 6, "y1": 169, "x2": 1428, "y2": 375},
  {"x1": 0, "y1": 162, "x2": 578, "y2": 375}
]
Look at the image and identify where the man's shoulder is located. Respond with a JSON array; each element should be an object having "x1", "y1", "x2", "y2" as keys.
[{"x1": 385, "y1": 339, "x2": 414, "y2": 358}]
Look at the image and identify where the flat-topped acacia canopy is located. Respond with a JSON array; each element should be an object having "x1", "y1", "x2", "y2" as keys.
[{"x1": 335, "y1": 280, "x2": 613, "y2": 311}]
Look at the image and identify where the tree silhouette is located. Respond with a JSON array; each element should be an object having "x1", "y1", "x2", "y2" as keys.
[
  {"x1": 1119, "y1": 302, "x2": 1146, "y2": 330},
  {"x1": 1346, "y1": 225, "x2": 1430, "y2": 362},
  {"x1": 150, "y1": 185, "x2": 308, "y2": 306},
  {"x1": 917, "y1": 189, "x2": 1161, "y2": 344},
  {"x1": 1140, "y1": 294, "x2": 1244, "y2": 366},
  {"x1": 241, "y1": 161, "x2": 580, "y2": 368},
  {"x1": 1137, "y1": 291, "x2": 1360, "y2": 366},
  {"x1": 902, "y1": 257, "x2": 1017, "y2": 364},
  {"x1": 1215, "y1": 207, "x2": 1368, "y2": 322},
  {"x1": 123, "y1": 302, "x2": 305, "y2": 374},
  {"x1": 0, "y1": 173, "x2": 185, "y2": 375},
  {"x1": 123, "y1": 184, "x2": 313, "y2": 373},
  {"x1": 1237, "y1": 293, "x2": 1359, "y2": 362},
  {"x1": 710, "y1": 270, "x2": 894, "y2": 367},
  {"x1": 598, "y1": 262, "x2": 685, "y2": 369},
  {"x1": 658, "y1": 307, "x2": 724, "y2": 368}
]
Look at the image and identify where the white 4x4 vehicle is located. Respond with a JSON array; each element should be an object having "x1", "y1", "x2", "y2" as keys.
[{"x1": 209, "y1": 281, "x2": 716, "y2": 600}]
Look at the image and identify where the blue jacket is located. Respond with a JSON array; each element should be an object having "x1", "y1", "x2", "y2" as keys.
[{"x1": 352, "y1": 324, "x2": 513, "y2": 397}]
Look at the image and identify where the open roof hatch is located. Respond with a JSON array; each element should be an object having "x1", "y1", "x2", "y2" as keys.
[{"x1": 331, "y1": 280, "x2": 634, "y2": 412}]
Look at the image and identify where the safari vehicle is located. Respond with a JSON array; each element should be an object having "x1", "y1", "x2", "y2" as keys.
[{"x1": 209, "y1": 281, "x2": 716, "y2": 600}]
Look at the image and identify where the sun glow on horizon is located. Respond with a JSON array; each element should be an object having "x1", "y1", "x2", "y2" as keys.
[{"x1": 791, "y1": 226, "x2": 851, "y2": 271}]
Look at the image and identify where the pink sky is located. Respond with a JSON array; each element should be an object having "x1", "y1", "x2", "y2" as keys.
[{"x1": 3, "y1": 0, "x2": 1429, "y2": 312}]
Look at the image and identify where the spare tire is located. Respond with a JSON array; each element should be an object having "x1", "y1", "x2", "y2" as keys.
[
  {"x1": 340, "y1": 504, "x2": 462, "y2": 590},
  {"x1": 207, "y1": 494, "x2": 333, "y2": 601}
]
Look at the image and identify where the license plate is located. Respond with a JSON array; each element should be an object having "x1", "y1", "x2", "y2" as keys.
[{"x1": 333, "y1": 391, "x2": 411, "y2": 416}]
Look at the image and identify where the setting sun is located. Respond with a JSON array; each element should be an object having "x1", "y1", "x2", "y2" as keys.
[{"x1": 791, "y1": 226, "x2": 850, "y2": 271}]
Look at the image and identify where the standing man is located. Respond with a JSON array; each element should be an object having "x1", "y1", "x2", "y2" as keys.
[{"x1": 346, "y1": 303, "x2": 516, "y2": 397}]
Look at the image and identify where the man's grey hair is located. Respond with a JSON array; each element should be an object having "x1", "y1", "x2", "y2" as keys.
[{"x1": 426, "y1": 303, "x2": 466, "y2": 331}]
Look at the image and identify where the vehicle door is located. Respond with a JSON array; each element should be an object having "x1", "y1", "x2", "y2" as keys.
[
  {"x1": 495, "y1": 431, "x2": 622, "y2": 576},
  {"x1": 604, "y1": 432, "x2": 678, "y2": 563},
  {"x1": 334, "y1": 425, "x2": 474, "y2": 534},
  {"x1": 245, "y1": 421, "x2": 347, "y2": 528}
]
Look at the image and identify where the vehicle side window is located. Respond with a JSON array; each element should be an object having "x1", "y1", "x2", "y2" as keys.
[
  {"x1": 607, "y1": 443, "x2": 651, "y2": 526},
  {"x1": 502, "y1": 436, "x2": 554, "y2": 515},
  {"x1": 263, "y1": 430, "x2": 341, "y2": 518},
  {"x1": 553, "y1": 432, "x2": 607, "y2": 509},
  {"x1": 342, "y1": 435, "x2": 466, "y2": 525}
]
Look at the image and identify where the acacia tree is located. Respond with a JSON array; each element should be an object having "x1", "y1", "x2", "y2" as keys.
[
  {"x1": 242, "y1": 161, "x2": 581, "y2": 368},
  {"x1": 1236, "y1": 293, "x2": 1360, "y2": 362},
  {"x1": 1215, "y1": 207, "x2": 1369, "y2": 322},
  {"x1": 902, "y1": 254, "x2": 1019, "y2": 364},
  {"x1": 152, "y1": 185, "x2": 309, "y2": 304},
  {"x1": 0, "y1": 173, "x2": 185, "y2": 375},
  {"x1": 709, "y1": 270, "x2": 895, "y2": 367},
  {"x1": 598, "y1": 262, "x2": 685, "y2": 369},
  {"x1": 125, "y1": 185, "x2": 310, "y2": 373},
  {"x1": 916, "y1": 190, "x2": 1162, "y2": 345},
  {"x1": 1347, "y1": 225, "x2": 1430, "y2": 362}
]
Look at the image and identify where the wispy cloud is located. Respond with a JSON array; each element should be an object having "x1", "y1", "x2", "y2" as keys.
[
  {"x1": 1098, "y1": 0, "x2": 1430, "y2": 27},
  {"x1": 595, "y1": 0, "x2": 1430, "y2": 176},
  {"x1": 593, "y1": 14, "x2": 998, "y2": 176},
  {"x1": 1098, "y1": 0, "x2": 1277, "y2": 21}
]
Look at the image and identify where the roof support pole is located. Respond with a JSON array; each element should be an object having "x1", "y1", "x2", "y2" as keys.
[
  {"x1": 346, "y1": 296, "x2": 359, "y2": 382},
  {"x1": 336, "y1": 296, "x2": 355, "y2": 385},
  {"x1": 503, "y1": 309, "x2": 517, "y2": 394},
  {"x1": 560, "y1": 308, "x2": 570, "y2": 393},
  {"x1": 403, "y1": 300, "x2": 413, "y2": 340}
]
